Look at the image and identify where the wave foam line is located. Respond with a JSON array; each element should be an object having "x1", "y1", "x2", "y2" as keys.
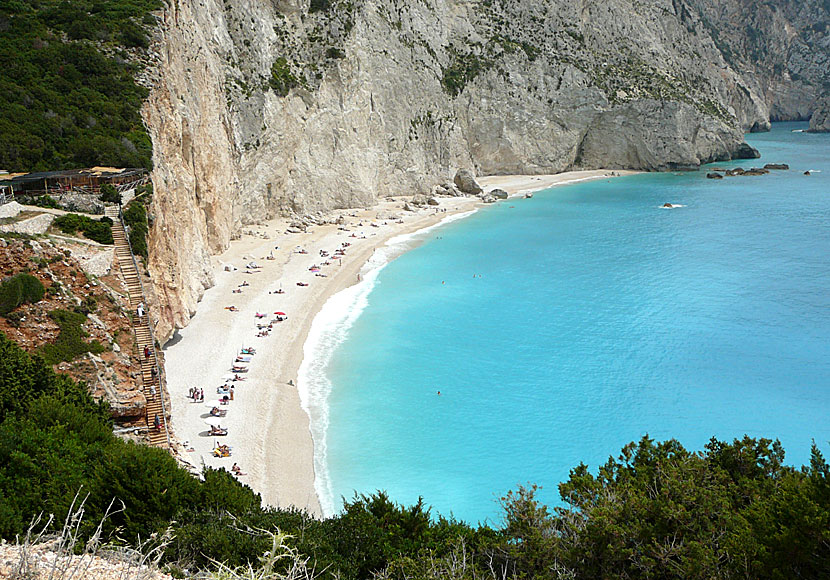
[{"x1": 297, "y1": 209, "x2": 477, "y2": 516}]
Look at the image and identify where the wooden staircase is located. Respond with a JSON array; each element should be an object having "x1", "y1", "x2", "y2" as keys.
[{"x1": 105, "y1": 205, "x2": 170, "y2": 448}]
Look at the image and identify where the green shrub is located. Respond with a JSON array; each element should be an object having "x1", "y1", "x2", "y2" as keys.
[
  {"x1": 34, "y1": 195, "x2": 59, "y2": 209},
  {"x1": 309, "y1": 0, "x2": 331, "y2": 12},
  {"x1": 0, "y1": 273, "x2": 45, "y2": 316},
  {"x1": 123, "y1": 201, "x2": 148, "y2": 258},
  {"x1": 38, "y1": 309, "x2": 106, "y2": 365},
  {"x1": 4, "y1": 311, "x2": 24, "y2": 327},
  {"x1": 53, "y1": 214, "x2": 113, "y2": 245},
  {"x1": 269, "y1": 57, "x2": 301, "y2": 97},
  {"x1": 99, "y1": 184, "x2": 121, "y2": 204},
  {"x1": 326, "y1": 46, "x2": 346, "y2": 59},
  {"x1": 441, "y1": 51, "x2": 488, "y2": 97},
  {"x1": 53, "y1": 213, "x2": 84, "y2": 234}
]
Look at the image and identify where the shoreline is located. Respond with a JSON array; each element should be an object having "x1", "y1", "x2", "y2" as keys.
[{"x1": 163, "y1": 169, "x2": 638, "y2": 515}]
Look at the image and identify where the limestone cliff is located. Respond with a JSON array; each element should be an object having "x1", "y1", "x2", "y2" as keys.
[{"x1": 142, "y1": 0, "x2": 828, "y2": 341}]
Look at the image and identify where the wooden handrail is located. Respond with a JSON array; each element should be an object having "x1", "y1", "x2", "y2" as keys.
[{"x1": 108, "y1": 203, "x2": 172, "y2": 448}]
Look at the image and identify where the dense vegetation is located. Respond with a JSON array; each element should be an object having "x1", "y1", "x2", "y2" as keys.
[
  {"x1": 0, "y1": 331, "x2": 828, "y2": 578},
  {"x1": 53, "y1": 213, "x2": 114, "y2": 244},
  {"x1": 0, "y1": 0, "x2": 160, "y2": 172},
  {"x1": 123, "y1": 198, "x2": 149, "y2": 258},
  {"x1": 0, "y1": 273, "x2": 44, "y2": 316}
]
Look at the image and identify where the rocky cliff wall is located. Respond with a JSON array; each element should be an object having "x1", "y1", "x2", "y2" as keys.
[
  {"x1": 687, "y1": 0, "x2": 829, "y2": 124},
  {"x1": 142, "y1": 0, "x2": 828, "y2": 342}
]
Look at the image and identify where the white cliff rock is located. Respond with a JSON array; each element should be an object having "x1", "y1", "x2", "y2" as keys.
[{"x1": 140, "y1": 0, "x2": 825, "y2": 341}]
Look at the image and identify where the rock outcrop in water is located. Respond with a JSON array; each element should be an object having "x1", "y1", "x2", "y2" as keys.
[
  {"x1": 808, "y1": 96, "x2": 830, "y2": 132},
  {"x1": 141, "y1": 0, "x2": 830, "y2": 341}
]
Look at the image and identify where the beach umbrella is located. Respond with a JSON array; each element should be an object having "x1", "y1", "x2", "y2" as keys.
[
  {"x1": 204, "y1": 399, "x2": 224, "y2": 408},
  {"x1": 274, "y1": 311, "x2": 286, "y2": 316},
  {"x1": 204, "y1": 417, "x2": 224, "y2": 426},
  {"x1": 221, "y1": 374, "x2": 235, "y2": 381}
]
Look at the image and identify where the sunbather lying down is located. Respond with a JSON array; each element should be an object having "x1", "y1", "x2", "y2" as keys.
[
  {"x1": 214, "y1": 444, "x2": 232, "y2": 457},
  {"x1": 225, "y1": 306, "x2": 238, "y2": 311},
  {"x1": 231, "y1": 463, "x2": 247, "y2": 476}
]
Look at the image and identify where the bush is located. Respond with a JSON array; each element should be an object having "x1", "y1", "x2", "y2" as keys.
[
  {"x1": 38, "y1": 309, "x2": 106, "y2": 365},
  {"x1": 269, "y1": 57, "x2": 301, "y2": 97},
  {"x1": 309, "y1": 0, "x2": 331, "y2": 12},
  {"x1": 53, "y1": 214, "x2": 114, "y2": 245},
  {"x1": 99, "y1": 183, "x2": 121, "y2": 204},
  {"x1": 34, "y1": 195, "x2": 59, "y2": 209},
  {"x1": 0, "y1": 273, "x2": 45, "y2": 316},
  {"x1": 123, "y1": 201, "x2": 148, "y2": 258}
]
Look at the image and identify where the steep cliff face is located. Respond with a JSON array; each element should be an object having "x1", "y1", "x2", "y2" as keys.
[
  {"x1": 143, "y1": 0, "x2": 827, "y2": 341},
  {"x1": 687, "y1": 0, "x2": 830, "y2": 125}
]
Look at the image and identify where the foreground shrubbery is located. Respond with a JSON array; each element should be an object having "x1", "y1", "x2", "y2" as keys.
[{"x1": 0, "y1": 330, "x2": 828, "y2": 579}]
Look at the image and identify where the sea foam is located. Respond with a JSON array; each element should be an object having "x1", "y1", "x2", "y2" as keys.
[{"x1": 297, "y1": 210, "x2": 477, "y2": 516}]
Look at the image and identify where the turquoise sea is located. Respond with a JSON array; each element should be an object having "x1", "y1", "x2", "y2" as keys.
[{"x1": 299, "y1": 122, "x2": 830, "y2": 524}]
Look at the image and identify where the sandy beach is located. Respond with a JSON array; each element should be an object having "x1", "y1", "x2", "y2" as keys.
[{"x1": 163, "y1": 169, "x2": 638, "y2": 515}]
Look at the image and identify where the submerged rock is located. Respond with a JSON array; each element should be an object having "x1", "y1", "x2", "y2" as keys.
[
  {"x1": 706, "y1": 172, "x2": 724, "y2": 179},
  {"x1": 764, "y1": 163, "x2": 789, "y2": 170}
]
